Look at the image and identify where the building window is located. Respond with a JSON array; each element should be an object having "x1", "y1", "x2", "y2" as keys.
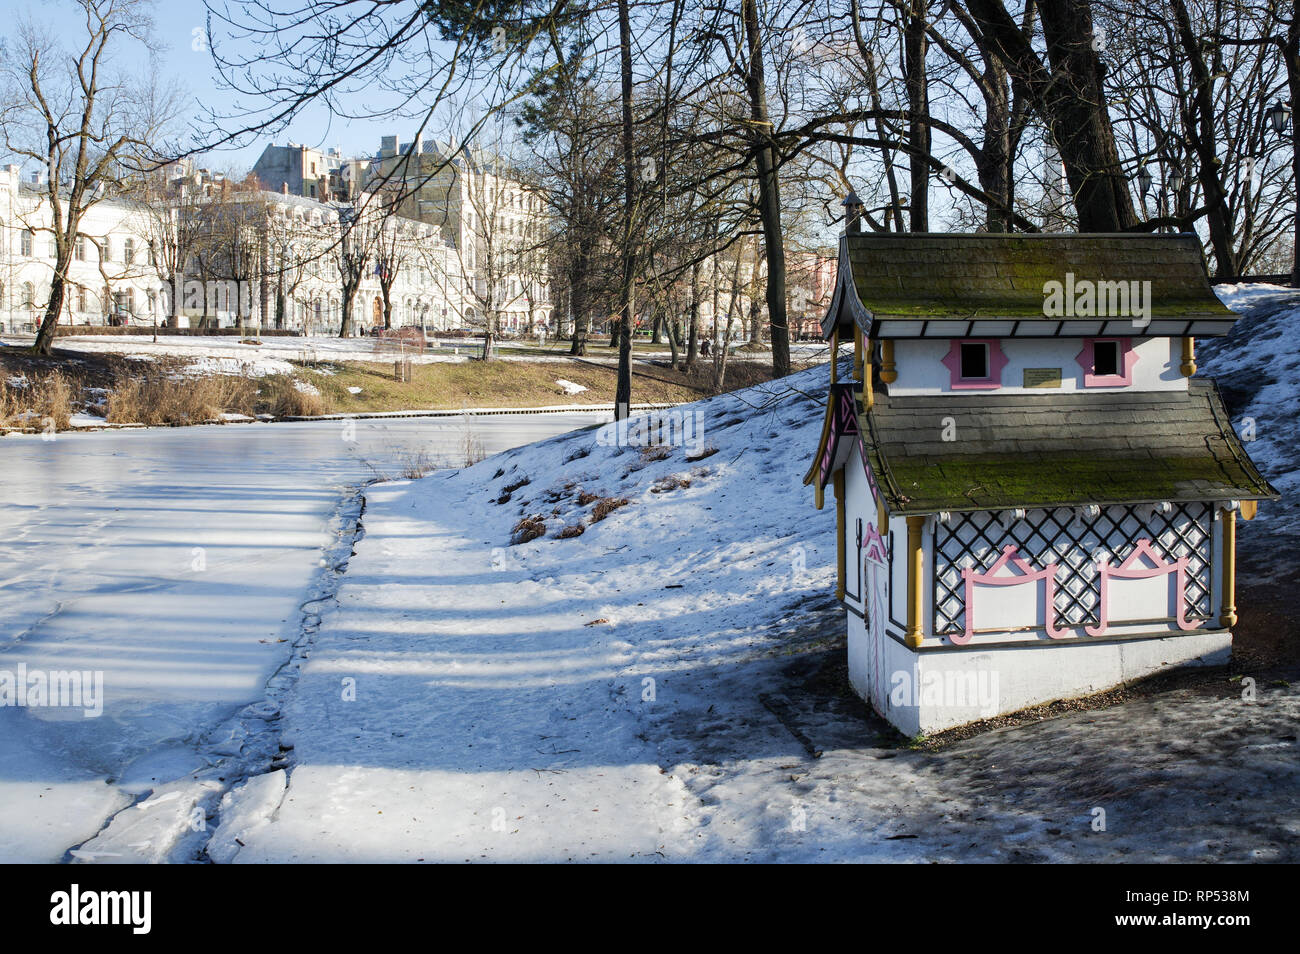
[
  {"x1": 76, "y1": 236, "x2": 87, "y2": 261},
  {"x1": 21, "y1": 282, "x2": 35, "y2": 308},
  {"x1": 1077, "y1": 337, "x2": 1136, "y2": 387},
  {"x1": 124, "y1": 238, "x2": 135, "y2": 265},
  {"x1": 960, "y1": 342, "x2": 988, "y2": 379},
  {"x1": 942, "y1": 338, "x2": 1006, "y2": 390},
  {"x1": 1093, "y1": 339, "x2": 1120, "y2": 377},
  {"x1": 20, "y1": 230, "x2": 32, "y2": 256}
]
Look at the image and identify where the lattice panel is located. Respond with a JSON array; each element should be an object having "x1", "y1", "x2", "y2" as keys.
[{"x1": 933, "y1": 504, "x2": 1212, "y2": 636}]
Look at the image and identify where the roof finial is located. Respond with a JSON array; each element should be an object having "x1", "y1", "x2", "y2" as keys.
[{"x1": 842, "y1": 191, "x2": 865, "y2": 234}]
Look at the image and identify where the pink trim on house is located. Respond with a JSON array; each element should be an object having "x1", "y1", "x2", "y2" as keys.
[
  {"x1": 942, "y1": 339, "x2": 1008, "y2": 390},
  {"x1": 1084, "y1": 538, "x2": 1201, "y2": 637},
  {"x1": 956, "y1": 545, "x2": 1067, "y2": 645},
  {"x1": 1076, "y1": 337, "x2": 1138, "y2": 387},
  {"x1": 862, "y1": 522, "x2": 888, "y2": 566}
]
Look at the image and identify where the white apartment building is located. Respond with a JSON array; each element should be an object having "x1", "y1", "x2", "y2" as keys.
[
  {"x1": 0, "y1": 164, "x2": 466, "y2": 337},
  {"x1": 366, "y1": 137, "x2": 552, "y2": 334},
  {"x1": 0, "y1": 165, "x2": 166, "y2": 333}
]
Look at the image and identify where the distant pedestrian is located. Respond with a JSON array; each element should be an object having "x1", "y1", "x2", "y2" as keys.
[{"x1": 700, "y1": 338, "x2": 712, "y2": 357}]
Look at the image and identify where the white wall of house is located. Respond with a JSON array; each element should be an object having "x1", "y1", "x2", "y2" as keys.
[
  {"x1": 887, "y1": 336, "x2": 1187, "y2": 395},
  {"x1": 842, "y1": 442, "x2": 1236, "y2": 734}
]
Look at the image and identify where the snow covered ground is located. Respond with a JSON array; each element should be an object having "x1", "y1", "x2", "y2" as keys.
[
  {"x1": 3, "y1": 288, "x2": 1296, "y2": 864},
  {"x1": 0, "y1": 412, "x2": 610, "y2": 863},
  {"x1": 1202, "y1": 285, "x2": 1300, "y2": 583},
  {"x1": 2, "y1": 334, "x2": 832, "y2": 379},
  {"x1": 0, "y1": 334, "x2": 458, "y2": 377},
  {"x1": 220, "y1": 339, "x2": 1297, "y2": 863}
]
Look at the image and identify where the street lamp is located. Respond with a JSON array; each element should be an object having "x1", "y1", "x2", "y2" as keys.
[
  {"x1": 1267, "y1": 101, "x2": 1290, "y2": 136},
  {"x1": 1169, "y1": 168, "x2": 1185, "y2": 193},
  {"x1": 1136, "y1": 165, "x2": 1153, "y2": 199}
]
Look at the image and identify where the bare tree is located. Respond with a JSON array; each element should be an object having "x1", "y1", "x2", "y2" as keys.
[
  {"x1": 0, "y1": 0, "x2": 179, "y2": 355},
  {"x1": 332, "y1": 201, "x2": 380, "y2": 338}
]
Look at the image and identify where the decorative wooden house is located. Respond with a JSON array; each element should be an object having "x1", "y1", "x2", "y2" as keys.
[{"x1": 806, "y1": 232, "x2": 1277, "y2": 735}]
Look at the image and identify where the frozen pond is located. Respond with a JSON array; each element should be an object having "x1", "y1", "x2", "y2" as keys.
[{"x1": 0, "y1": 412, "x2": 609, "y2": 862}]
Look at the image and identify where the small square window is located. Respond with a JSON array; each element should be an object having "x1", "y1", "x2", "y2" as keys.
[
  {"x1": 959, "y1": 342, "x2": 989, "y2": 379},
  {"x1": 1094, "y1": 340, "x2": 1120, "y2": 377}
]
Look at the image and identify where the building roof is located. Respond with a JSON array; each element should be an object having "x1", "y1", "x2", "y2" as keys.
[
  {"x1": 823, "y1": 232, "x2": 1239, "y2": 339},
  {"x1": 855, "y1": 379, "x2": 1277, "y2": 514}
]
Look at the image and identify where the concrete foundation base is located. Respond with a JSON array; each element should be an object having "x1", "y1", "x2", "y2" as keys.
[{"x1": 846, "y1": 613, "x2": 1231, "y2": 736}]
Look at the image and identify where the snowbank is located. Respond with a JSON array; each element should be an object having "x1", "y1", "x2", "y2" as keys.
[{"x1": 231, "y1": 340, "x2": 1300, "y2": 863}]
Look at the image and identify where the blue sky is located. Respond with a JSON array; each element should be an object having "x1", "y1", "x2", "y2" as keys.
[{"x1": 149, "y1": 2, "x2": 401, "y2": 171}]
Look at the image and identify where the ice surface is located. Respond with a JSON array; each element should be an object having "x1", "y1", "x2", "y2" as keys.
[{"x1": 0, "y1": 412, "x2": 610, "y2": 862}]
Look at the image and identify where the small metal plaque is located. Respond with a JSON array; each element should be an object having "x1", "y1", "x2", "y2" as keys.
[{"x1": 1023, "y1": 368, "x2": 1062, "y2": 388}]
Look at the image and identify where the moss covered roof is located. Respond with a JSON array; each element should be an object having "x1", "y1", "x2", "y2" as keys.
[
  {"x1": 827, "y1": 232, "x2": 1236, "y2": 329},
  {"x1": 861, "y1": 380, "x2": 1277, "y2": 513}
]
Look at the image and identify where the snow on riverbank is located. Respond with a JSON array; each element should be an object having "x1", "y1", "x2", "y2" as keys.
[
  {"x1": 219, "y1": 350, "x2": 1300, "y2": 863},
  {"x1": 1203, "y1": 285, "x2": 1300, "y2": 576},
  {"x1": 0, "y1": 413, "x2": 611, "y2": 863},
  {"x1": 222, "y1": 366, "x2": 837, "y2": 861}
]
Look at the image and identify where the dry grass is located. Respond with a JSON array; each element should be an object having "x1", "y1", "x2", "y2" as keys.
[
  {"x1": 511, "y1": 515, "x2": 547, "y2": 544},
  {"x1": 461, "y1": 428, "x2": 486, "y2": 466},
  {"x1": 685, "y1": 444, "x2": 720, "y2": 462},
  {"x1": 256, "y1": 376, "x2": 327, "y2": 417},
  {"x1": 106, "y1": 373, "x2": 258, "y2": 426},
  {"x1": 590, "y1": 497, "x2": 631, "y2": 522},
  {"x1": 557, "y1": 524, "x2": 586, "y2": 539},
  {"x1": 399, "y1": 450, "x2": 436, "y2": 479},
  {"x1": 650, "y1": 474, "x2": 691, "y2": 494},
  {"x1": 290, "y1": 354, "x2": 798, "y2": 414},
  {"x1": 0, "y1": 370, "x2": 75, "y2": 431},
  {"x1": 577, "y1": 490, "x2": 601, "y2": 506}
]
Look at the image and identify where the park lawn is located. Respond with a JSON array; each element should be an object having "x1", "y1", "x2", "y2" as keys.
[{"x1": 294, "y1": 355, "x2": 784, "y2": 414}]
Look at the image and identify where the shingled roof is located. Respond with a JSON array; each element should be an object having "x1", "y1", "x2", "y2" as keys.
[
  {"x1": 824, "y1": 232, "x2": 1239, "y2": 339},
  {"x1": 859, "y1": 379, "x2": 1277, "y2": 514}
]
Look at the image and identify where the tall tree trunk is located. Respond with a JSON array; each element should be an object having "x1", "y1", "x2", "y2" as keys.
[
  {"x1": 340, "y1": 294, "x2": 354, "y2": 338},
  {"x1": 904, "y1": 0, "x2": 930, "y2": 231},
  {"x1": 1287, "y1": 14, "x2": 1300, "y2": 285},
  {"x1": 686, "y1": 260, "x2": 700, "y2": 369},
  {"x1": 32, "y1": 270, "x2": 69, "y2": 356},
  {"x1": 978, "y1": 57, "x2": 1012, "y2": 232},
  {"x1": 568, "y1": 251, "x2": 589, "y2": 355},
  {"x1": 742, "y1": 0, "x2": 791, "y2": 377},
  {"x1": 1170, "y1": 0, "x2": 1235, "y2": 276},
  {"x1": 615, "y1": 0, "x2": 636, "y2": 419},
  {"x1": 968, "y1": 0, "x2": 1137, "y2": 231}
]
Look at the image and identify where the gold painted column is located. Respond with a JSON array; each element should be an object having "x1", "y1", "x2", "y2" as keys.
[
  {"x1": 905, "y1": 515, "x2": 926, "y2": 648},
  {"x1": 880, "y1": 339, "x2": 897, "y2": 384},
  {"x1": 1180, "y1": 336, "x2": 1197, "y2": 377},
  {"x1": 1219, "y1": 507, "x2": 1237, "y2": 628},
  {"x1": 830, "y1": 327, "x2": 839, "y2": 384},
  {"x1": 834, "y1": 471, "x2": 847, "y2": 601},
  {"x1": 853, "y1": 325, "x2": 864, "y2": 381}
]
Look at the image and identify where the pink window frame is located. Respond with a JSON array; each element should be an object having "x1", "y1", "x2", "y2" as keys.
[
  {"x1": 1076, "y1": 337, "x2": 1137, "y2": 387},
  {"x1": 942, "y1": 338, "x2": 1007, "y2": 390},
  {"x1": 1084, "y1": 538, "x2": 1202, "y2": 637},
  {"x1": 956, "y1": 545, "x2": 1068, "y2": 645}
]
